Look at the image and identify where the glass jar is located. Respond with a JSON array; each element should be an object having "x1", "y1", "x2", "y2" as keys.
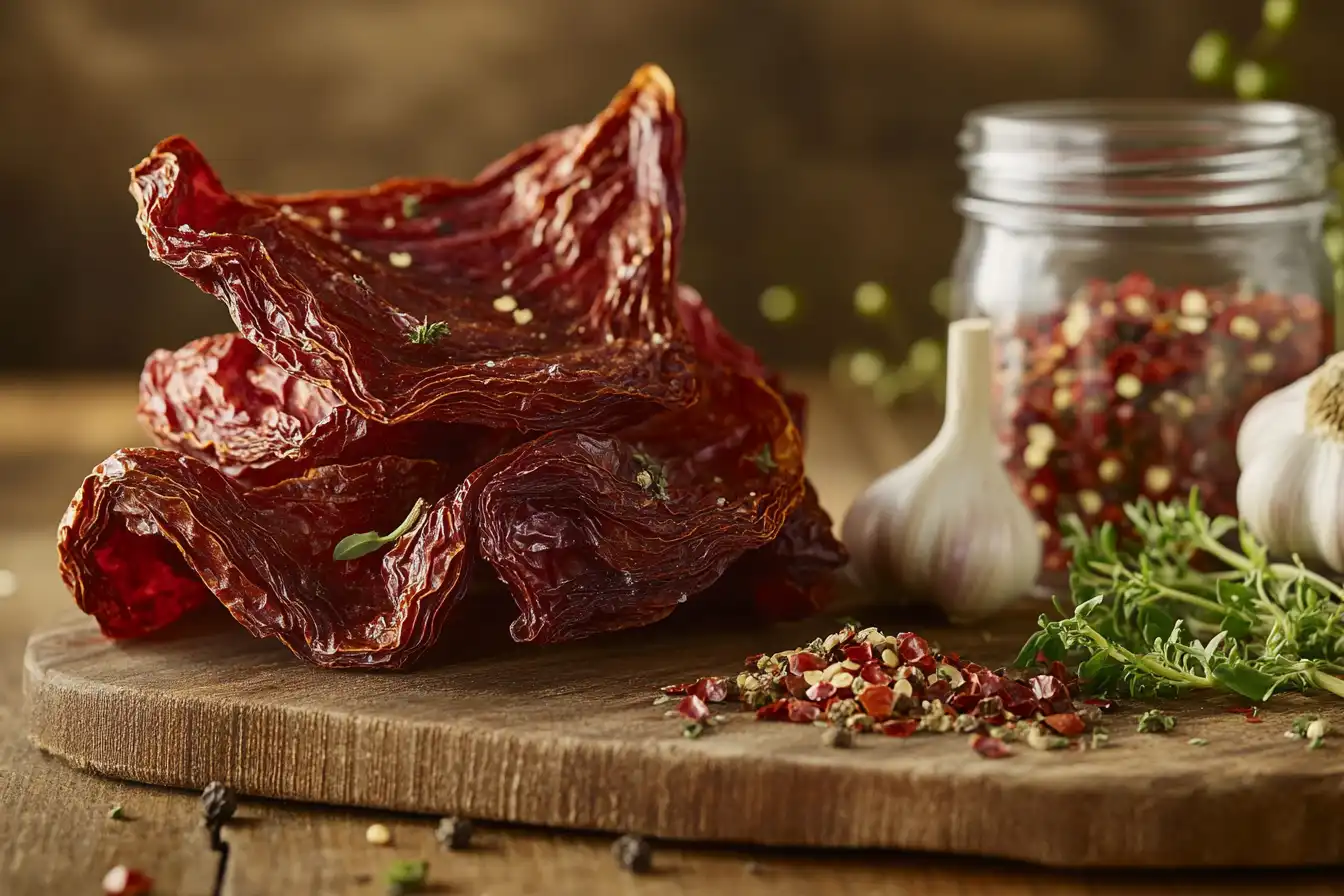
[{"x1": 952, "y1": 101, "x2": 1337, "y2": 573}]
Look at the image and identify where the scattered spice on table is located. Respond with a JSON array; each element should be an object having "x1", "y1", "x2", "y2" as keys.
[
  {"x1": 385, "y1": 859, "x2": 429, "y2": 896},
  {"x1": 1136, "y1": 710, "x2": 1177, "y2": 734},
  {"x1": 200, "y1": 782, "x2": 237, "y2": 829},
  {"x1": 612, "y1": 833, "x2": 653, "y2": 874},
  {"x1": 102, "y1": 865, "x2": 153, "y2": 896},
  {"x1": 1286, "y1": 714, "x2": 1331, "y2": 750},
  {"x1": 435, "y1": 816, "x2": 474, "y2": 850},
  {"x1": 1188, "y1": 738, "x2": 1210, "y2": 747},
  {"x1": 366, "y1": 823, "x2": 393, "y2": 846},
  {"x1": 658, "y1": 623, "x2": 1104, "y2": 757},
  {"x1": 107, "y1": 804, "x2": 127, "y2": 821},
  {"x1": 997, "y1": 273, "x2": 1328, "y2": 569}
]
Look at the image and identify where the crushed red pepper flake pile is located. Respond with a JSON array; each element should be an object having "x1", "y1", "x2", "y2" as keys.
[
  {"x1": 999, "y1": 273, "x2": 1328, "y2": 569},
  {"x1": 55, "y1": 66, "x2": 846, "y2": 668},
  {"x1": 660, "y1": 625, "x2": 1114, "y2": 756}
]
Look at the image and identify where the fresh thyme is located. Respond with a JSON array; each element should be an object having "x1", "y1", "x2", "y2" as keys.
[
  {"x1": 753, "y1": 444, "x2": 777, "y2": 473},
  {"x1": 333, "y1": 498, "x2": 427, "y2": 561},
  {"x1": 1017, "y1": 492, "x2": 1344, "y2": 703},
  {"x1": 632, "y1": 451, "x2": 670, "y2": 501},
  {"x1": 407, "y1": 317, "x2": 450, "y2": 345}
]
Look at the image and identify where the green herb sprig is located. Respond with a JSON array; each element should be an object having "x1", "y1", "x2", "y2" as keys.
[
  {"x1": 333, "y1": 498, "x2": 427, "y2": 562},
  {"x1": 1017, "y1": 492, "x2": 1344, "y2": 703},
  {"x1": 407, "y1": 317, "x2": 450, "y2": 345}
]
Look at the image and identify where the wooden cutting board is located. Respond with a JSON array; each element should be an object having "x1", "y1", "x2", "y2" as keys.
[{"x1": 23, "y1": 605, "x2": 1344, "y2": 869}]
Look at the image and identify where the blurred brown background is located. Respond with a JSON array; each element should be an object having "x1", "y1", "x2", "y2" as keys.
[{"x1": 1, "y1": 0, "x2": 1339, "y2": 372}]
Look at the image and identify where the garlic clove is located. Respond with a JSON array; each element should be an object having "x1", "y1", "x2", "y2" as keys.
[
  {"x1": 842, "y1": 318, "x2": 1042, "y2": 622},
  {"x1": 1236, "y1": 374, "x2": 1310, "y2": 469},
  {"x1": 1237, "y1": 435, "x2": 1322, "y2": 564},
  {"x1": 1306, "y1": 441, "x2": 1344, "y2": 572}
]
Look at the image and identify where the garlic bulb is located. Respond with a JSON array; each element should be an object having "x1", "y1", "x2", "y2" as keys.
[
  {"x1": 1237, "y1": 351, "x2": 1344, "y2": 572},
  {"x1": 841, "y1": 317, "x2": 1042, "y2": 622}
]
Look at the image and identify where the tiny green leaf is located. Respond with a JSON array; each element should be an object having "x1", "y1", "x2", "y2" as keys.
[
  {"x1": 386, "y1": 859, "x2": 429, "y2": 890},
  {"x1": 753, "y1": 443, "x2": 778, "y2": 473},
  {"x1": 401, "y1": 194, "x2": 422, "y2": 219},
  {"x1": 1212, "y1": 664, "x2": 1279, "y2": 702},
  {"x1": 407, "y1": 317, "x2": 451, "y2": 345},
  {"x1": 1137, "y1": 709, "x2": 1177, "y2": 734},
  {"x1": 333, "y1": 498, "x2": 427, "y2": 562}
]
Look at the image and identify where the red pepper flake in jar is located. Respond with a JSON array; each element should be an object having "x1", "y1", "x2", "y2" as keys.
[{"x1": 999, "y1": 274, "x2": 1330, "y2": 569}]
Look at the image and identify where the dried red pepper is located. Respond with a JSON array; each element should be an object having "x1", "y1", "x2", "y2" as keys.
[
  {"x1": 59, "y1": 451, "x2": 474, "y2": 666},
  {"x1": 139, "y1": 333, "x2": 506, "y2": 485},
  {"x1": 997, "y1": 274, "x2": 1329, "y2": 568},
  {"x1": 130, "y1": 67, "x2": 697, "y2": 434}
]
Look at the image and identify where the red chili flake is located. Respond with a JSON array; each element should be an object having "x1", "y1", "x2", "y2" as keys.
[
  {"x1": 1000, "y1": 679, "x2": 1039, "y2": 718},
  {"x1": 895, "y1": 632, "x2": 937, "y2": 673},
  {"x1": 842, "y1": 643, "x2": 873, "y2": 663},
  {"x1": 805, "y1": 680, "x2": 837, "y2": 702},
  {"x1": 976, "y1": 696, "x2": 1006, "y2": 725},
  {"x1": 1029, "y1": 674, "x2": 1073, "y2": 716},
  {"x1": 857, "y1": 684, "x2": 896, "y2": 721},
  {"x1": 970, "y1": 734, "x2": 1013, "y2": 759},
  {"x1": 660, "y1": 682, "x2": 695, "y2": 696},
  {"x1": 1043, "y1": 712, "x2": 1086, "y2": 737},
  {"x1": 942, "y1": 651, "x2": 964, "y2": 668},
  {"x1": 690, "y1": 676, "x2": 731, "y2": 703},
  {"x1": 1083, "y1": 697, "x2": 1116, "y2": 713},
  {"x1": 1046, "y1": 660, "x2": 1076, "y2": 690},
  {"x1": 924, "y1": 678, "x2": 953, "y2": 703},
  {"x1": 743, "y1": 653, "x2": 765, "y2": 669},
  {"x1": 787, "y1": 699, "x2": 822, "y2": 723},
  {"x1": 783, "y1": 674, "x2": 811, "y2": 700},
  {"x1": 948, "y1": 691, "x2": 980, "y2": 714},
  {"x1": 788, "y1": 652, "x2": 827, "y2": 675},
  {"x1": 102, "y1": 866, "x2": 153, "y2": 896},
  {"x1": 878, "y1": 718, "x2": 920, "y2": 738},
  {"x1": 999, "y1": 274, "x2": 1330, "y2": 568},
  {"x1": 755, "y1": 698, "x2": 791, "y2": 721},
  {"x1": 677, "y1": 694, "x2": 710, "y2": 722},
  {"x1": 859, "y1": 661, "x2": 892, "y2": 686}
]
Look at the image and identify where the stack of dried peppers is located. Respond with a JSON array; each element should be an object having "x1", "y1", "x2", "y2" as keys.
[{"x1": 56, "y1": 66, "x2": 846, "y2": 668}]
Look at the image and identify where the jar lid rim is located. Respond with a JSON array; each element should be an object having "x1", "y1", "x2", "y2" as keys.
[{"x1": 959, "y1": 100, "x2": 1337, "y2": 212}]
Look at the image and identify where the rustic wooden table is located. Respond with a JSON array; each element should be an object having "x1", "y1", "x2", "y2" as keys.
[{"x1": 1, "y1": 376, "x2": 1339, "y2": 895}]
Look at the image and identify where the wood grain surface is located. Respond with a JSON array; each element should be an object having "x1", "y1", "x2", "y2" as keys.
[
  {"x1": 25, "y1": 604, "x2": 1344, "y2": 870},
  {"x1": 7, "y1": 376, "x2": 1344, "y2": 894}
]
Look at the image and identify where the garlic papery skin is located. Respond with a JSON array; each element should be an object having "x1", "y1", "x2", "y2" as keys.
[
  {"x1": 841, "y1": 318, "x2": 1042, "y2": 623},
  {"x1": 1237, "y1": 351, "x2": 1344, "y2": 572}
]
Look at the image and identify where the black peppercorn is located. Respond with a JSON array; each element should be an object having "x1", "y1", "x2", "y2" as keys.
[
  {"x1": 612, "y1": 833, "x2": 652, "y2": 874},
  {"x1": 200, "y1": 781, "x2": 237, "y2": 829},
  {"x1": 821, "y1": 726, "x2": 854, "y2": 748},
  {"x1": 434, "y1": 816, "x2": 474, "y2": 850}
]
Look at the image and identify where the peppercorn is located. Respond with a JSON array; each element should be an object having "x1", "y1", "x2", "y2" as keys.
[
  {"x1": 200, "y1": 781, "x2": 237, "y2": 829},
  {"x1": 435, "y1": 816, "x2": 474, "y2": 850},
  {"x1": 612, "y1": 833, "x2": 653, "y2": 874},
  {"x1": 821, "y1": 725, "x2": 855, "y2": 748}
]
